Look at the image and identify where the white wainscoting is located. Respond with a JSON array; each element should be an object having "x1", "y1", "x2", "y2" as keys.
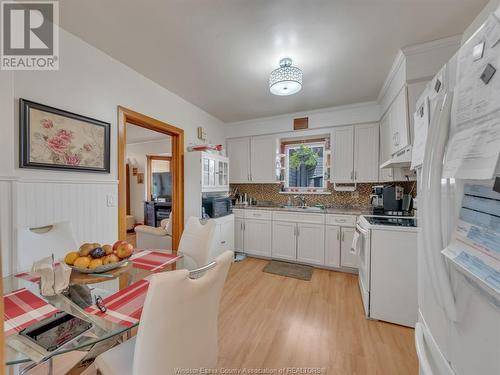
[{"x1": 0, "y1": 177, "x2": 118, "y2": 275}]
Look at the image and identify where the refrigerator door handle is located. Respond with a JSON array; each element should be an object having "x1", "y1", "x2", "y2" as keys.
[{"x1": 421, "y1": 92, "x2": 457, "y2": 321}]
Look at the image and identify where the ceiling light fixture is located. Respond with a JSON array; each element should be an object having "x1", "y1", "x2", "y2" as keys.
[{"x1": 269, "y1": 57, "x2": 302, "y2": 96}]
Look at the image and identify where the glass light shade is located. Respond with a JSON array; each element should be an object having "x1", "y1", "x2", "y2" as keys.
[{"x1": 269, "y1": 58, "x2": 302, "y2": 96}]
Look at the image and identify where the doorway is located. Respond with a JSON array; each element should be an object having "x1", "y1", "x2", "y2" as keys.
[{"x1": 117, "y1": 106, "x2": 184, "y2": 250}]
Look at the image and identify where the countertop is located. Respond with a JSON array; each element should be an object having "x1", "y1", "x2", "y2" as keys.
[{"x1": 232, "y1": 204, "x2": 372, "y2": 216}]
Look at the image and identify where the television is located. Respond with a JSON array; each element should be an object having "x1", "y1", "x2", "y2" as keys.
[{"x1": 152, "y1": 172, "x2": 171, "y2": 201}]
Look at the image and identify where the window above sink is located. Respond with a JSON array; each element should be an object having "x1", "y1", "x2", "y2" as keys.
[{"x1": 278, "y1": 136, "x2": 331, "y2": 194}]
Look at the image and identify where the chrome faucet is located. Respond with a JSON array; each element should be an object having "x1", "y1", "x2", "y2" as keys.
[{"x1": 294, "y1": 195, "x2": 307, "y2": 208}]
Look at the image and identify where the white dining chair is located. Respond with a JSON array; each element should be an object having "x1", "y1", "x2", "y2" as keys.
[
  {"x1": 177, "y1": 216, "x2": 217, "y2": 266},
  {"x1": 94, "y1": 250, "x2": 234, "y2": 375},
  {"x1": 16, "y1": 221, "x2": 78, "y2": 272}
]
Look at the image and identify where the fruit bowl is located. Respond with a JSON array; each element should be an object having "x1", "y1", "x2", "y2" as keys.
[{"x1": 70, "y1": 256, "x2": 131, "y2": 274}]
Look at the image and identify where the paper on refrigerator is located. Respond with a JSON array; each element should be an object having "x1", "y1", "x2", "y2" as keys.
[
  {"x1": 442, "y1": 184, "x2": 500, "y2": 297},
  {"x1": 445, "y1": 14, "x2": 500, "y2": 179}
]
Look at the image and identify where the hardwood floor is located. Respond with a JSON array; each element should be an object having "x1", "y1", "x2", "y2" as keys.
[
  {"x1": 218, "y1": 257, "x2": 418, "y2": 374},
  {"x1": 24, "y1": 257, "x2": 417, "y2": 375}
]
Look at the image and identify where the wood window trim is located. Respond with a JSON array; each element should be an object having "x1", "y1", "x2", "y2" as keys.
[
  {"x1": 146, "y1": 155, "x2": 172, "y2": 200},
  {"x1": 118, "y1": 106, "x2": 184, "y2": 250}
]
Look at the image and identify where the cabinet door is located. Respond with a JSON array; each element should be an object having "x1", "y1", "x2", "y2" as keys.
[
  {"x1": 244, "y1": 219, "x2": 272, "y2": 257},
  {"x1": 227, "y1": 138, "x2": 250, "y2": 183},
  {"x1": 340, "y1": 227, "x2": 357, "y2": 268},
  {"x1": 379, "y1": 113, "x2": 394, "y2": 182},
  {"x1": 272, "y1": 221, "x2": 297, "y2": 261},
  {"x1": 202, "y1": 157, "x2": 210, "y2": 187},
  {"x1": 391, "y1": 87, "x2": 410, "y2": 154},
  {"x1": 250, "y1": 136, "x2": 277, "y2": 183},
  {"x1": 218, "y1": 160, "x2": 224, "y2": 186},
  {"x1": 297, "y1": 223, "x2": 325, "y2": 265},
  {"x1": 219, "y1": 217, "x2": 234, "y2": 252},
  {"x1": 332, "y1": 126, "x2": 354, "y2": 182},
  {"x1": 354, "y1": 123, "x2": 379, "y2": 182},
  {"x1": 325, "y1": 225, "x2": 341, "y2": 267},
  {"x1": 235, "y1": 218, "x2": 244, "y2": 252},
  {"x1": 208, "y1": 158, "x2": 216, "y2": 186}
]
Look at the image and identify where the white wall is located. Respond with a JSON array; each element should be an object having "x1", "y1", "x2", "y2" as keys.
[
  {"x1": 0, "y1": 28, "x2": 225, "y2": 275},
  {"x1": 126, "y1": 139, "x2": 171, "y2": 223},
  {"x1": 224, "y1": 101, "x2": 380, "y2": 139}
]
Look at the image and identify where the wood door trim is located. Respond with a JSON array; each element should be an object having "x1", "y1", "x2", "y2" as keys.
[
  {"x1": 126, "y1": 163, "x2": 130, "y2": 215},
  {"x1": 146, "y1": 155, "x2": 172, "y2": 200},
  {"x1": 118, "y1": 106, "x2": 184, "y2": 250}
]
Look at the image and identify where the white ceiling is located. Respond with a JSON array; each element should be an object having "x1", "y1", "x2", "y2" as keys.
[
  {"x1": 126, "y1": 123, "x2": 171, "y2": 144},
  {"x1": 60, "y1": 0, "x2": 487, "y2": 123}
]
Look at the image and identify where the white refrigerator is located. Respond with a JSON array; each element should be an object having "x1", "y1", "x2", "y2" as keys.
[{"x1": 413, "y1": 8, "x2": 500, "y2": 375}]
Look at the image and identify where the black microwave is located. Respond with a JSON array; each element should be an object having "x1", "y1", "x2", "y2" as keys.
[{"x1": 202, "y1": 196, "x2": 232, "y2": 218}]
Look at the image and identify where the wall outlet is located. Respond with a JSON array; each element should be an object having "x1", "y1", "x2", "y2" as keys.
[
  {"x1": 106, "y1": 194, "x2": 116, "y2": 207},
  {"x1": 351, "y1": 191, "x2": 359, "y2": 198}
]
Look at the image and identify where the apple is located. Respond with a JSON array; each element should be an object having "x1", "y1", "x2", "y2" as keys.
[
  {"x1": 103, "y1": 254, "x2": 120, "y2": 265},
  {"x1": 116, "y1": 242, "x2": 133, "y2": 259},
  {"x1": 112, "y1": 240, "x2": 127, "y2": 252}
]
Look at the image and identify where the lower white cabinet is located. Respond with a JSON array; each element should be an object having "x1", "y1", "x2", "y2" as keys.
[
  {"x1": 234, "y1": 209, "x2": 272, "y2": 257},
  {"x1": 340, "y1": 227, "x2": 357, "y2": 268},
  {"x1": 234, "y1": 210, "x2": 357, "y2": 270},
  {"x1": 244, "y1": 219, "x2": 272, "y2": 257},
  {"x1": 325, "y1": 225, "x2": 341, "y2": 267},
  {"x1": 272, "y1": 221, "x2": 297, "y2": 261},
  {"x1": 296, "y1": 223, "x2": 325, "y2": 265},
  {"x1": 272, "y1": 221, "x2": 324, "y2": 265},
  {"x1": 235, "y1": 218, "x2": 244, "y2": 252}
]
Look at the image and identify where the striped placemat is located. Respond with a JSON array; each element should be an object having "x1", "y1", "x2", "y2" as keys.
[
  {"x1": 84, "y1": 279, "x2": 150, "y2": 327},
  {"x1": 130, "y1": 250, "x2": 183, "y2": 272},
  {"x1": 14, "y1": 272, "x2": 41, "y2": 283},
  {"x1": 4, "y1": 288, "x2": 59, "y2": 336}
]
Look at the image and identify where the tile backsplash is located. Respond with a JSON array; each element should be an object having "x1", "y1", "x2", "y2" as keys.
[{"x1": 231, "y1": 181, "x2": 416, "y2": 207}]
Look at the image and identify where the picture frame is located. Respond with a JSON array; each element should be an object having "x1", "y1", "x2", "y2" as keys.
[
  {"x1": 20, "y1": 99, "x2": 111, "y2": 173},
  {"x1": 137, "y1": 173, "x2": 144, "y2": 184}
]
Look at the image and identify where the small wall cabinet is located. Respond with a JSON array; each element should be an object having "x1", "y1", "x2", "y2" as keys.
[{"x1": 201, "y1": 152, "x2": 229, "y2": 192}]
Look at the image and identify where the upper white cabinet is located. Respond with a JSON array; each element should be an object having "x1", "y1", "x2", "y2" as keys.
[
  {"x1": 389, "y1": 87, "x2": 410, "y2": 155},
  {"x1": 354, "y1": 123, "x2": 379, "y2": 182},
  {"x1": 331, "y1": 126, "x2": 354, "y2": 182},
  {"x1": 250, "y1": 136, "x2": 277, "y2": 183},
  {"x1": 227, "y1": 135, "x2": 277, "y2": 183},
  {"x1": 227, "y1": 137, "x2": 250, "y2": 183},
  {"x1": 332, "y1": 124, "x2": 379, "y2": 183}
]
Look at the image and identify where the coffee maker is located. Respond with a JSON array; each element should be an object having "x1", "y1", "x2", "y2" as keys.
[{"x1": 370, "y1": 185, "x2": 384, "y2": 215}]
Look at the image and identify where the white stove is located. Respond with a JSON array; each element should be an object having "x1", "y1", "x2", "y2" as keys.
[{"x1": 353, "y1": 215, "x2": 418, "y2": 327}]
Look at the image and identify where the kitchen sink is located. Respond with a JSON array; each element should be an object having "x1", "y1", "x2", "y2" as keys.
[{"x1": 280, "y1": 206, "x2": 324, "y2": 212}]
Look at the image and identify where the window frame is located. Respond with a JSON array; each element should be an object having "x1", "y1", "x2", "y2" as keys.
[{"x1": 284, "y1": 141, "x2": 327, "y2": 191}]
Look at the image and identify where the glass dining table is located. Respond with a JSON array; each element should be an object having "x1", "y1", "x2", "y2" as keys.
[{"x1": 3, "y1": 252, "x2": 198, "y2": 370}]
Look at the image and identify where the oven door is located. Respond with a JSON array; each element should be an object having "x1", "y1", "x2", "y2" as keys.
[{"x1": 355, "y1": 223, "x2": 371, "y2": 316}]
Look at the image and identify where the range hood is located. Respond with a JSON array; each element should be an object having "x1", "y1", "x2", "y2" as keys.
[{"x1": 380, "y1": 145, "x2": 412, "y2": 169}]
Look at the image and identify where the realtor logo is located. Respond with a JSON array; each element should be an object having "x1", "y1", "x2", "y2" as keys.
[{"x1": 1, "y1": 1, "x2": 59, "y2": 70}]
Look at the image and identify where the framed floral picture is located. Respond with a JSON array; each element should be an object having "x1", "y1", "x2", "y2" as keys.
[{"x1": 20, "y1": 99, "x2": 111, "y2": 173}]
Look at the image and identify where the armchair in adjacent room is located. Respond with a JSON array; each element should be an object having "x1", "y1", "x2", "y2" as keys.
[{"x1": 134, "y1": 214, "x2": 172, "y2": 251}]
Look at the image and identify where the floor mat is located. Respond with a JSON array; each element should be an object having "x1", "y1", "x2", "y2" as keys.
[{"x1": 262, "y1": 260, "x2": 313, "y2": 281}]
